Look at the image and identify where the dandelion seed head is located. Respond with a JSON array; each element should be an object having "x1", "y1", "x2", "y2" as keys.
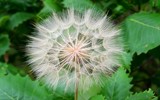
[{"x1": 26, "y1": 9, "x2": 124, "y2": 92}]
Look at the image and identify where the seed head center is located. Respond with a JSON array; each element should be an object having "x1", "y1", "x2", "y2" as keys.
[
  {"x1": 68, "y1": 44, "x2": 82, "y2": 57},
  {"x1": 63, "y1": 42, "x2": 89, "y2": 63}
]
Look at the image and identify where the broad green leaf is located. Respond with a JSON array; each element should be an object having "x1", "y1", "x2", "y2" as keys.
[
  {"x1": 126, "y1": 89, "x2": 158, "y2": 100},
  {"x1": 0, "y1": 74, "x2": 54, "y2": 100},
  {"x1": 78, "y1": 84, "x2": 102, "y2": 100},
  {"x1": 7, "y1": 12, "x2": 34, "y2": 30},
  {"x1": 104, "y1": 67, "x2": 132, "y2": 100},
  {"x1": 123, "y1": 13, "x2": 160, "y2": 55},
  {"x1": 37, "y1": 6, "x2": 53, "y2": 20},
  {"x1": 0, "y1": 62, "x2": 26, "y2": 75},
  {"x1": 43, "y1": 0, "x2": 61, "y2": 11},
  {"x1": 120, "y1": 52, "x2": 132, "y2": 70},
  {"x1": 0, "y1": 63, "x2": 73, "y2": 100},
  {"x1": 0, "y1": 15, "x2": 9, "y2": 27},
  {"x1": 90, "y1": 95, "x2": 105, "y2": 100},
  {"x1": 37, "y1": 0, "x2": 62, "y2": 21},
  {"x1": 62, "y1": 0, "x2": 102, "y2": 13},
  {"x1": 0, "y1": 34, "x2": 10, "y2": 56},
  {"x1": 0, "y1": 62, "x2": 8, "y2": 76}
]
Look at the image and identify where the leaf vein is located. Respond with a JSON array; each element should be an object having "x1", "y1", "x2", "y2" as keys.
[
  {"x1": 0, "y1": 89, "x2": 15, "y2": 100},
  {"x1": 129, "y1": 18, "x2": 160, "y2": 30}
]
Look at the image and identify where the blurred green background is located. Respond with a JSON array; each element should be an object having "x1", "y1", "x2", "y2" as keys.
[{"x1": 0, "y1": 0, "x2": 160, "y2": 99}]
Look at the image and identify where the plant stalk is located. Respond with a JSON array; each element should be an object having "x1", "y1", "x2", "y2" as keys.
[{"x1": 75, "y1": 65, "x2": 80, "y2": 100}]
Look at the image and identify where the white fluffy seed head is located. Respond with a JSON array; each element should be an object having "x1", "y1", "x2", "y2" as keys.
[{"x1": 26, "y1": 9, "x2": 124, "y2": 92}]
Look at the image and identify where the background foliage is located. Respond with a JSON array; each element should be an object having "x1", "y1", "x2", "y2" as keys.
[{"x1": 0, "y1": 0, "x2": 160, "y2": 100}]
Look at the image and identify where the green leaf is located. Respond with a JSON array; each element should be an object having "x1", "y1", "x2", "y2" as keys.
[
  {"x1": 123, "y1": 12, "x2": 160, "y2": 55},
  {"x1": 104, "y1": 67, "x2": 132, "y2": 100},
  {"x1": 37, "y1": 0, "x2": 62, "y2": 21},
  {"x1": 43, "y1": 0, "x2": 61, "y2": 11},
  {"x1": 0, "y1": 62, "x2": 8, "y2": 76},
  {"x1": 0, "y1": 34, "x2": 10, "y2": 56},
  {"x1": 62, "y1": 0, "x2": 102, "y2": 13},
  {"x1": 0, "y1": 74, "x2": 54, "y2": 100},
  {"x1": 0, "y1": 62, "x2": 73, "y2": 100},
  {"x1": 0, "y1": 62, "x2": 26, "y2": 75},
  {"x1": 90, "y1": 95, "x2": 105, "y2": 100},
  {"x1": 37, "y1": 6, "x2": 52, "y2": 19},
  {"x1": 120, "y1": 52, "x2": 132, "y2": 70},
  {"x1": 126, "y1": 89, "x2": 158, "y2": 100},
  {"x1": 7, "y1": 12, "x2": 34, "y2": 30},
  {"x1": 0, "y1": 15, "x2": 9, "y2": 27},
  {"x1": 79, "y1": 84, "x2": 102, "y2": 100}
]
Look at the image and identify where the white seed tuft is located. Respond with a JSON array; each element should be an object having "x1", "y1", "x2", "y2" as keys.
[{"x1": 26, "y1": 9, "x2": 124, "y2": 92}]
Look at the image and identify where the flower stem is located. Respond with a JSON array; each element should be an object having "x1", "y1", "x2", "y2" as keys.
[
  {"x1": 75, "y1": 65, "x2": 80, "y2": 100},
  {"x1": 75, "y1": 77, "x2": 79, "y2": 100}
]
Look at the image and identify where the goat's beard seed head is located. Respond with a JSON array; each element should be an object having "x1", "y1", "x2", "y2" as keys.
[{"x1": 26, "y1": 9, "x2": 124, "y2": 92}]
